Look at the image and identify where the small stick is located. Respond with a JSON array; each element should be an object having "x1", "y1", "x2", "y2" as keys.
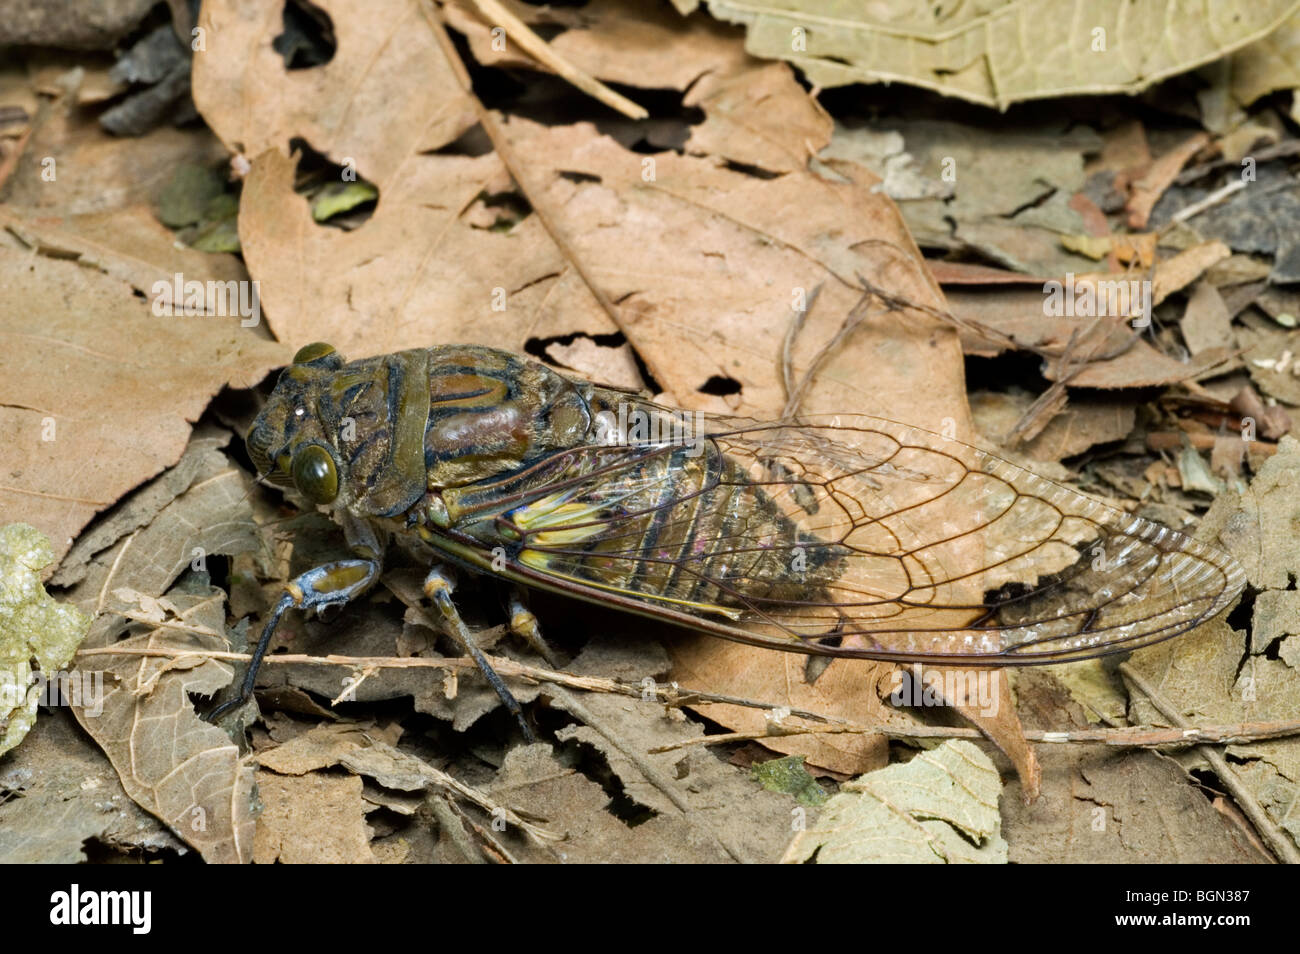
[
  {"x1": 467, "y1": 0, "x2": 647, "y2": 120},
  {"x1": 1120, "y1": 662, "x2": 1300, "y2": 865},
  {"x1": 647, "y1": 717, "x2": 1300, "y2": 753}
]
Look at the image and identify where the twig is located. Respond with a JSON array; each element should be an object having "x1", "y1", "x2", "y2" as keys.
[
  {"x1": 1119, "y1": 662, "x2": 1300, "y2": 865},
  {"x1": 76, "y1": 643, "x2": 851, "y2": 724},
  {"x1": 1167, "y1": 179, "x2": 1247, "y2": 226},
  {"x1": 780, "y1": 282, "x2": 822, "y2": 404},
  {"x1": 649, "y1": 717, "x2": 1300, "y2": 753},
  {"x1": 78, "y1": 644, "x2": 1300, "y2": 753},
  {"x1": 468, "y1": 0, "x2": 647, "y2": 120},
  {"x1": 421, "y1": 1, "x2": 652, "y2": 390}
]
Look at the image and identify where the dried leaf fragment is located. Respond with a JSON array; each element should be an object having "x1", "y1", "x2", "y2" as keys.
[
  {"x1": 782, "y1": 741, "x2": 1007, "y2": 864},
  {"x1": 0, "y1": 523, "x2": 92, "y2": 756}
]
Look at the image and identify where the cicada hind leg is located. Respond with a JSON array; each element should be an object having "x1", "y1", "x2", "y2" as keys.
[{"x1": 423, "y1": 567, "x2": 537, "y2": 742}]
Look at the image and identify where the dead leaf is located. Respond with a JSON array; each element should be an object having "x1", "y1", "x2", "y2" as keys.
[
  {"x1": 971, "y1": 389, "x2": 1136, "y2": 462},
  {"x1": 63, "y1": 448, "x2": 264, "y2": 864},
  {"x1": 781, "y1": 740, "x2": 1006, "y2": 864},
  {"x1": 700, "y1": 1, "x2": 1300, "y2": 109},
  {"x1": 73, "y1": 578, "x2": 257, "y2": 864},
  {"x1": 1001, "y1": 670, "x2": 1270, "y2": 862},
  {"x1": 0, "y1": 708, "x2": 185, "y2": 863},
  {"x1": 549, "y1": 640, "x2": 802, "y2": 861},
  {"x1": 253, "y1": 770, "x2": 376, "y2": 863},
  {"x1": 1127, "y1": 132, "x2": 1210, "y2": 229},
  {"x1": 0, "y1": 523, "x2": 92, "y2": 755},
  {"x1": 1126, "y1": 439, "x2": 1300, "y2": 854},
  {"x1": 1181, "y1": 281, "x2": 1236, "y2": 355},
  {"x1": 0, "y1": 246, "x2": 287, "y2": 569},
  {"x1": 488, "y1": 743, "x2": 737, "y2": 863}
]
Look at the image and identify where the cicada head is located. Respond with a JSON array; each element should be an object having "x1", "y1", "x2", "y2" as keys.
[{"x1": 246, "y1": 342, "x2": 349, "y2": 508}]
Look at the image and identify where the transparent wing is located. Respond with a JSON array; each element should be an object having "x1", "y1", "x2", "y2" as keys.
[{"x1": 443, "y1": 412, "x2": 1245, "y2": 665}]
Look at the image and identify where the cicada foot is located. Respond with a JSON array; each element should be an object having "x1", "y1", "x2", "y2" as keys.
[
  {"x1": 507, "y1": 591, "x2": 562, "y2": 668},
  {"x1": 424, "y1": 568, "x2": 537, "y2": 743},
  {"x1": 204, "y1": 558, "x2": 379, "y2": 723}
]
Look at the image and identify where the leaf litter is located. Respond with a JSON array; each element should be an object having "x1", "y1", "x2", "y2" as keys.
[{"x1": 2, "y1": 0, "x2": 1300, "y2": 864}]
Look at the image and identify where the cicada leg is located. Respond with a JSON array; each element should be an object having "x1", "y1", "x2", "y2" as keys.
[
  {"x1": 507, "y1": 590, "x2": 562, "y2": 668},
  {"x1": 205, "y1": 558, "x2": 379, "y2": 722},
  {"x1": 424, "y1": 567, "x2": 536, "y2": 742}
]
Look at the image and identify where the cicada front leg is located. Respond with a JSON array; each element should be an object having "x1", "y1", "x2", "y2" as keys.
[
  {"x1": 206, "y1": 513, "x2": 385, "y2": 722},
  {"x1": 205, "y1": 557, "x2": 379, "y2": 722},
  {"x1": 423, "y1": 567, "x2": 536, "y2": 742}
]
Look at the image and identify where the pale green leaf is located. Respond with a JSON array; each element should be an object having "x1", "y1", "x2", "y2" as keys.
[
  {"x1": 0, "y1": 524, "x2": 92, "y2": 757},
  {"x1": 703, "y1": 0, "x2": 1300, "y2": 109},
  {"x1": 782, "y1": 740, "x2": 1007, "y2": 863}
]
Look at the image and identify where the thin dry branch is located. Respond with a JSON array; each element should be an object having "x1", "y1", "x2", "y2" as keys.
[
  {"x1": 1120, "y1": 662, "x2": 1300, "y2": 865},
  {"x1": 76, "y1": 644, "x2": 1300, "y2": 755},
  {"x1": 467, "y1": 0, "x2": 648, "y2": 120}
]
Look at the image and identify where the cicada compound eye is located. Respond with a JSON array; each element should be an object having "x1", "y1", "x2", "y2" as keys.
[
  {"x1": 291, "y1": 444, "x2": 339, "y2": 505},
  {"x1": 292, "y1": 342, "x2": 344, "y2": 371},
  {"x1": 293, "y1": 342, "x2": 335, "y2": 364}
]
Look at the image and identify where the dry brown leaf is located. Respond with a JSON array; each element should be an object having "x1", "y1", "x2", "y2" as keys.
[
  {"x1": 51, "y1": 429, "x2": 235, "y2": 588},
  {"x1": 4, "y1": 97, "x2": 228, "y2": 216},
  {"x1": 1002, "y1": 670, "x2": 1269, "y2": 863},
  {"x1": 0, "y1": 203, "x2": 248, "y2": 307},
  {"x1": 550, "y1": 640, "x2": 804, "y2": 861},
  {"x1": 1152, "y1": 241, "x2": 1233, "y2": 305},
  {"x1": 0, "y1": 709, "x2": 185, "y2": 863},
  {"x1": 192, "y1": 0, "x2": 619, "y2": 359},
  {"x1": 253, "y1": 770, "x2": 377, "y2": 864},
  {"x1": 488, "y1": 743, "x2": 738, "y2": 863},
  {"x1": 64, "y1": 448, "x2": 265, "y2": 864},
  {"x1": 1127, "y1": 133, "x2": 1210, "y2": 229},
  {"x1": 74, "y1": 580, "x2": 258, "y2": 864},
  {"x1": 237, "y1": 146, "x2": 616, "y2": 359},
  {"x1": 971, "y1": 390, "x2": 1136, "y2": 462},
  {"x1": 192, "y1": 0, "x2": 478, "y2": 171},
  {"x1": 1181, "y1": 280, "x2": 1236, "y2": 355},
  {"x1": 0, "y1": 246, "x2": 287, "y2": 569}
]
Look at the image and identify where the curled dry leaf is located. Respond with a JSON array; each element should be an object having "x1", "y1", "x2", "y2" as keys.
[
  {"x1": 781, "y1": 740, "x2": 1007, "y2": 864},
  {"x1": 76, "y1": 579, "x2": 257, "y2": 864},
  {"x1": 66, "y1": 450, "x2": 265, "y2": 864}
]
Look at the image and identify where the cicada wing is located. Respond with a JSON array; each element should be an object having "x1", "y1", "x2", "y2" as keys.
[{"x1": 448, "y1": 410, "x2": 1245, "y2": 665}]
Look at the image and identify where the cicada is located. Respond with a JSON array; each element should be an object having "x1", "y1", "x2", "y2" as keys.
[{"x1": 209, "y1": 342, "x2": 1246, "y2": 735}]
